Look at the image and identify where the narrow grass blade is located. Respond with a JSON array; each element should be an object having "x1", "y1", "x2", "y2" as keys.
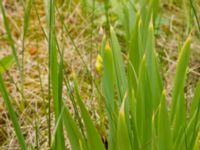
[
  {"x1": 62, "y1": 106, "x2": 88, "y2": 150},
  {"x1": 0, "y1": 0, "x2": 20, "y2": 69},
  {"x1": 150, "y1": 0, "x2": 160, "y2": 24},
  {"x1": 102, "y1": 41, "x2": 115, "y2": 114},
  {"x1": 21, "y1": 0, "x2": 33, "y2": 107},
  {"x1": 23, "y1": 0, "x2": 33, "y2": 37},
  {"x1": 0, "y1": 75, "x2": 27, "y2": 150},
  {"x1": 157, "y1": 90, "x2": 172, "y2": 150},
  {"x1": 74, "y1": 79, "x2": 105, "y2": 150},
  {"x1": 110, "y1": 27, "x2": 132, "y2": 147},
  {"x1": 136, "y1": 56, "x2": 146, "y2": 145},
  {"x1": 190, "y1": 80, "x2": 200, "y2": 118},
  {"x1": 169, "y1": 35, "x2": 191, "y2": 149},
  {"x1": 173, "y1": 92, "x2": 187, "y2": 149},
  {"x1": 187, "y1": 109, "x2": 200, "y2": 149},
  {"x1": 186, "y1": 80, "x2": 200, "y2": 149},
  {"x1": 48, "y1": 0, "x2": 65, "y2": 149},
  {"x1": 128, "y1": 12, "x2": 140, "y2": 92},
  {"x1": 102, "y1": 39, "x2": 117, "y2": 150},
  {"x1": 146, "y1": 20, "x2": 163, "y2": 111},
  {"x1": 127, "y1": 14, "x2": 141, "y2": 148},
  {"x1": 136, "y1": 55, "x2": 153, "y2": 148},
  {"x1": 170, "y1": 35, "x2": 191, "y2": 122},
  {"x1": 129, "y1": 12, "x2": 141, "y2": 72},
  {"x1": 129, "y1": 90, "x2": 140, "y2": 149},
  {"x1": 0, "y1": 55, "x2": 14, "y2": 73},
  {"x1": 117, "y1": 99, "x2": 132, "y2": 150},
  {"x1": 51, "y1": 107, "x2": 64, "y2": 149},
  {"x1": 193, "y1": 133, "x2": 200, "y2": 150},
  {"x1": 110, "y1": 26, "x2": 127, "y2": 103}
]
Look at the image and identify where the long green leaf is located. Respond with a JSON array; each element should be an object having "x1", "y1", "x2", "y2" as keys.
[
  {"x1": 74, "y1": 79, "x2": 105, "y2": 150},
  {"x1": 0, "y1": 75, "x2": 27, "y2": 150},
  {"x1": 136, "y1": 55, "x2": 152, "y2": 148},
  {"x1": 187, "y1": 80, "x2": 200, "y2": 149},
  {"x1": 169, "y1": 35, "x2": 190, "y2": 149},
  {"x1": 128, "y1": 12, "x2": 140, "y2": 91},
  {"x1": 63, "y1": 106, "x2": 88, "y2": 150},
  {"x1": 157, "y1": 90, "x2": 172, "y2": 150},
  {"x1": 146, "y1": 20, "x2": 163, "y2": 111},
  {"x1": 102, "y1": 38, "x2": 117, "y2": 150},
  {"x1": 171, "y1": 35, "x2": 191, "y2": 122},
  {"x1": 190, "y1": 80, "x2": 200, "y2": 118},
  {"x1": 117, "y1": 99, "x2": 132, "y2": 150},
  {"x1": 48, "y1": 0, "x2": 65, "y2": 149},
  {"x1": 110, "y1": 27, "x2": 127, "y2": 104}
]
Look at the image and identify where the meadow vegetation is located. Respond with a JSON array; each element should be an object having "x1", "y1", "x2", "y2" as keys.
[{"x1": 0, "y1": 0, "x2": 200, "y2": 149}]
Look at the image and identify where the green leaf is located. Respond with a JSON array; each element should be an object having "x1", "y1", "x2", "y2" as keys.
[
  {"x1": 190, "y1": 80, "x2": 200, "y2": 118},
  {"x1": 150, "y1": 0, "x2": 160, "y2": 24},
  {"x1": 48, "y1": 0, "x2": 65, "y2": 149},
  {"x1": 128, "y1": 90, "x2": 140, "y2": 149},
  {"x1": 171, "y1": 35, "x2": 191, "y2": 122},
  {"x1": 0, "y1": 55, "x2": 14, "y2": 73},
  {"x1": 0, "y1": 75, "x2": 27, "y2": 150},
  {"x1": 146, "y1": 21, "x2": 163, "y2": 110},
  {"x1": 101, "y1": 38, "x2": 117, "y2": 150},
  {"x1": 136, "y1": 55, "x2": 152, "y2": 148},
  {"x1": 110, "y1": 27, "x2": 127, "y2": 104},
  {"x1": 170, "y1": 35, "x2": 190, "y2": 149},
  {"x1": 128, "y1": 12, "x2": 140, "y2": 91},
  {"x1": 74, "y1": 79, "x2": 105, "y2": 150},
  {"x1": 158, "y1": 90, "x2": 172, "y2": 150},
  {"x1": 187, "y1": 80, "x2": 200, "y2": 149},
  {"x1": 117, "y1": 98, "x2": 132, "y2": 150},
  {"x1": 63, "y1": 106, "x2": 88, "y2": 150},
  {"x1": 0, "y1": 0, "x2": 20, "y2": 69},
  {"x1": 102, "y1": 38, "x2": 115, "y2": 113}
]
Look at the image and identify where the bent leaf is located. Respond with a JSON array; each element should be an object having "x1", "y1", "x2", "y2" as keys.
[{"x1": 0, "y1": 55, "x2": 14, "y2": 73}]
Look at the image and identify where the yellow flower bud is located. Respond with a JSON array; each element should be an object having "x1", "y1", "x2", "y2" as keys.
[
  {"x1": 95, "y1": 54, "x2": 103, "y2": 74},
  {"x1": 96, "y1": 54, "x2": 103, "y2": 64}
]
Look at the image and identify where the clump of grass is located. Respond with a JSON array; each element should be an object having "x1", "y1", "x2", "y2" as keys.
[{"x1": 0, "y1": 0, "x2": 199, "y2": 150}]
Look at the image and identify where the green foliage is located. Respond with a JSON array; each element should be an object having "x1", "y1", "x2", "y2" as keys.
[
  {"x1": 0, "y1": 0, "x2": 20, "y2": 69},
  {"x1": 48, "y1": 0, "x2": 65, "y2": 149},
  {"x1": 0, "y1": 75, "x2": 26, "y2": 150},
  {"x1": 0, "y1": 55, "x2": 14, "y2": 73},
  {"x1": 0, "y1": 0, "x2": 199, "y2": 150},
  {"x1": 74, "y1": 79, "x2": 106, "y2": 150}
]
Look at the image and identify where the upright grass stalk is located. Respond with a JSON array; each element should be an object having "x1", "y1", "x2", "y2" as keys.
[
  {"x1": 101, "y1": 39, "x2": 117, "y2": 150},
  {"x1": 17, "y1": 0, "x2": 33, "y2": 111},
  {"x1": 189, "y1": 0, "x2": 200, "y2": 35},
  {"x1": 170, "y1": 35, "x2": 191, "y2": 122},
  {"x1": 48, "y1": 0, "x2": 65, "y2": 149},
  {"x1": 0, "y1": 75, "x2": 27, "y2": 150},
  {"x1": 33, "y1": 2, "x2": 51, "y2": 145}
]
